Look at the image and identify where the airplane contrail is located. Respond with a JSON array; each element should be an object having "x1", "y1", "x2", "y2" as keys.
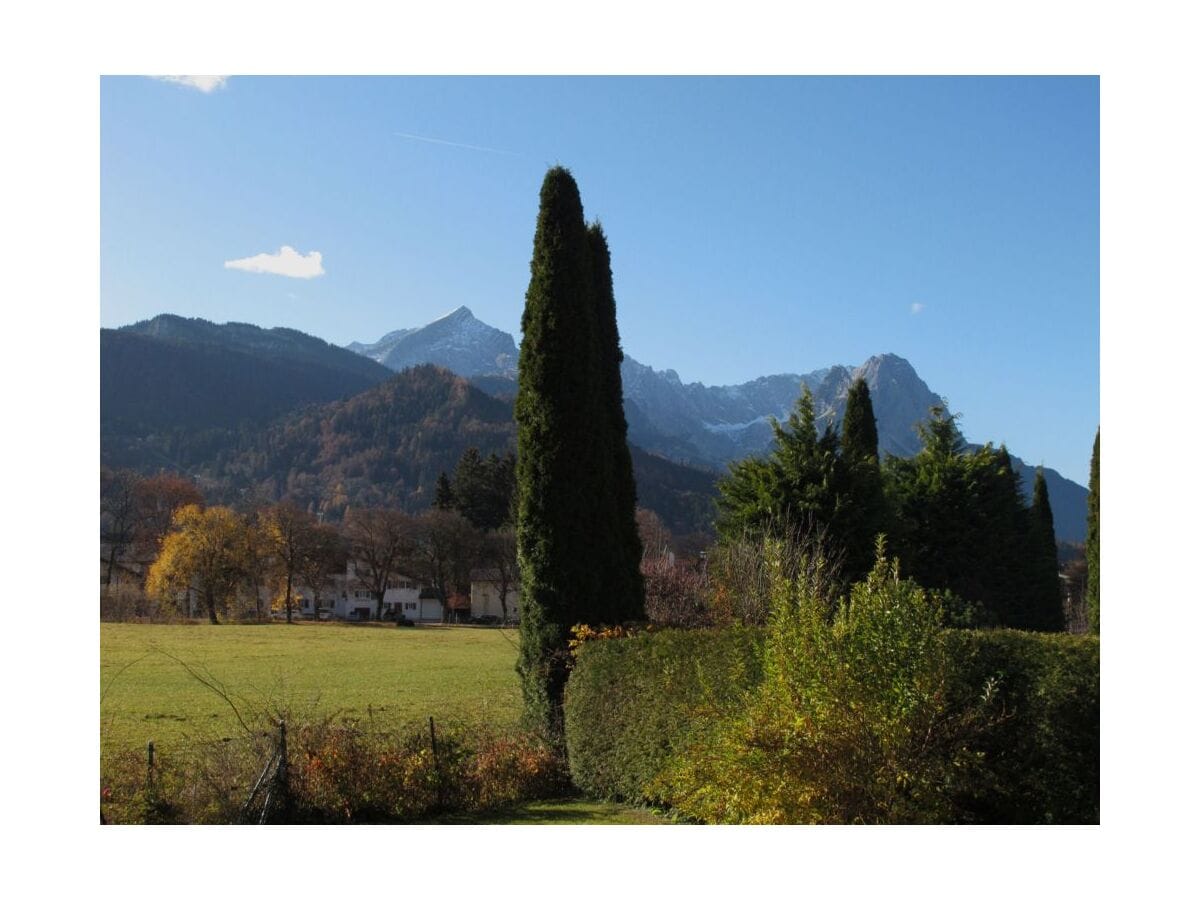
[{"x1": 394, "y1": 130, "x2": 523, "y2": 157}]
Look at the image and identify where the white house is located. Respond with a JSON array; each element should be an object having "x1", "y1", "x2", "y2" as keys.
[
  {"x1": 294, "y1": 561, "x2": 444, "y2": 622},
  {"x1": 470, "y1": 568, "x2": 519, "y2": 624}
]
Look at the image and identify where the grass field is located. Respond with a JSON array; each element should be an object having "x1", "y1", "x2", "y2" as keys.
[{"x1": 100, "y1": 622, "x2": 522, "y2": 757}]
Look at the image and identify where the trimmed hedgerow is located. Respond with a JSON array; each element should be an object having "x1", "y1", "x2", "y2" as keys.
[
  {"x1": 562, "y1": 626, "x2": 764, "y2": 803},
  {"x1": 944, "y1": 629, "x2": 1100, "y2": 824},
  {"x1": 564, "y1": 625, "x2": 1098, "y2": 823}
]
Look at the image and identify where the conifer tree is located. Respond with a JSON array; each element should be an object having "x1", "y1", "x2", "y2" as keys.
[
  {"x1": 587, "y1": 222, "x2": 645, "y2": 623},
  {"x1": 884, "y1": 407, "x2": 972, "y2": 599},
  {"x1": 1027, "y1": 468, "x2": 1065, "y2": 631},
  {"x1": 981, "y1": 445, "x2": 1032, "y2": 626},
  {"x1": 434, "y1": 471, "x2": 455, "y2": 511},
  {"x1": 841, "y1": 378, "x2": 880, "y2": 464},
  {"x1": 1086, "y1": 428, "x2": 1099, "y2": 634},
  {"x1": 515, "y1": 166, "x2": 603, "y2": 737},
  {"x1": 839, "y1": 378, "x2": 886, "y2": 580}
]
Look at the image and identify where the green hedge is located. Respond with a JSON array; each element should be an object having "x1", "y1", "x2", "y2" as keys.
[
  {"x1": 563, "y1": 627, "x2": 1099, "y2": 823},
  {"x1": 945, "y1": 630, "x2": 1100, "y2": 823},
  {"x1": 563, "y1": 626, "x2": 764, "y2": 803}
]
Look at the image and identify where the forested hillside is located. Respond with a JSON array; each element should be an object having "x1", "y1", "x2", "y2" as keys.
[{"x1": 101, "y1": 316, "x2": 393, "y2": 470}]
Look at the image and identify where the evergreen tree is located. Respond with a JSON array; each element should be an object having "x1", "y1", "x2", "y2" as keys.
[
  {"x1": 884, "y1": 407, "x2": 973, "y2": 598},
  {"x1": 717, "y1": 386, "x2": 836, "y2": 540},
  {"x1": 515, "y1": 166, "x2": 603, "y2": 738},
  {"x1": 839, "y1": 378, "x2": 886, "y2": 580},
  {"x1": 451, "y1": 447, "x2": 488, "y2": 523},
  {"x1": 1027, "y1": 468, "x2": 1065, "y2": 631},
  {"x1": 451, "y1": 447, "x2": 517, "y2": 530},
  {"x1": 1085, "y1": 428, "x2": 1100, "y2": 634},
  {"x1": 587, "y1": 222, "x2": 645, "y2": 622},
  {"x1": 434, "y1": 471, "x2": 455, "y2": 511},
  {"x1": 981, "y1": 445, "x2": 1031, "y2": 626},
  {"x1": 841, "y1": 378, "x2": 880, "y2": 464}
]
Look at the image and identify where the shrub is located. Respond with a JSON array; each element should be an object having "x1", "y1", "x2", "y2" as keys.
[
  {"x1": 642, "y1": 554, "x2": 710, "y2": 627},
  {"x1": 654, "y1": 541, "x2": 1000, "y2": 824},
  {"x1": 468, "y1": 728, "x2": 570, "y2": 809},
  {"x1": 100, "y1": 719, "x2": 568, "y2": 824},
  {"x1": 564, "y1": 542, "x2": 1099, "y2": 823},
  {"x1": 563, "y1": 625, "x2": 763, "y2": 803}
]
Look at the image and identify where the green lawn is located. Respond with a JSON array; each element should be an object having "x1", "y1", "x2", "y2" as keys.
[{"x1": 100, "y1": 622, "x2": 522, "y2": 757}]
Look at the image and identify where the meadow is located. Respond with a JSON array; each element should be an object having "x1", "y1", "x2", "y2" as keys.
[{"x1": 100, "y1": 622, "x2": 523, "y2": 759}]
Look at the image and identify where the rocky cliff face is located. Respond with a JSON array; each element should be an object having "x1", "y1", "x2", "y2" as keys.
[{"x1": 621, "y1": 352, "x2": 944, "y2": 465}]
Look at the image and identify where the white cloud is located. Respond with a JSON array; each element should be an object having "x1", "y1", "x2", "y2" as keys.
[
  {"x1": 910, "y1": 302, "x2": 926, "y2": 315},
  {"x1": 151, "y1": 76, "x2": 229, "y2": 93},
  {"x1": 224, "y1": 246, "x2": 325, "y2": 279}
]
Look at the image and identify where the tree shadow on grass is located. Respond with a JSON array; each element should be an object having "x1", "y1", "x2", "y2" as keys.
[{"x1": 426, "y1": 799, "x2": 669, "y2": 825}]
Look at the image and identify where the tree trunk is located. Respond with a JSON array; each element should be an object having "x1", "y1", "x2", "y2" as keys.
[
  {"x1": 376, "y1": 592, "x2": 385, "y2": 621},
  {"x1": 104, "y1": 544, "x2": 120, "y2": 596},
  {"x1": 206, "y1": 589, "x2": 219, "y2": 624},
  {"x1": 285, "y1": 572, "x2": 293, "y2": 624}
]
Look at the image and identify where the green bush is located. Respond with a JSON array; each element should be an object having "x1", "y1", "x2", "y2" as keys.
[
  {"x1": 654, "y1": 546, "x2": 1001, "y2": 823},
  {"x1": 563, "y1": 626, "x2": 764, "y2": 803}
]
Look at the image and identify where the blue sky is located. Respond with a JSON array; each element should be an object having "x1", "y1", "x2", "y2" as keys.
[{"x1": 101, "y1": 76, "x2": 1098, "y2": 483}]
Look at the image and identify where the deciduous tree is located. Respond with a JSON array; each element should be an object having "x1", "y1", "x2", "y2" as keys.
[
  {"x1": 480, "y1": 526, "x2": 518, "y2": 625},
  {"x1": 258, "y1": 502, "x2": 321, "y2": 624},
  {"x1": 133, "y1": 473, "x2": 205, "y2": 559},
  {"x1": 343, "y1": 508, "x2": 417, "y2": 621},
  {"x1": 100, "y1": 468, "x2": 140, "y2": 594},
  {"x1": 297, "y1": 521, "x2": 346, "y2": 619},
  {"x1": 412, "y1": 508, "x2": 481, "y2": 620},
  {"x1": 146, "y1": 505, "x2": 254, "y2": 623}
]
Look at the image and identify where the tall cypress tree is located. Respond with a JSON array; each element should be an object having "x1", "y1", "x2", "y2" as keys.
[
  {"x1": 1027, "y1": 468, "x2": 1065, "y2": 631},
  {"x1": 841, "y1": 378, "x2": 880, "y2": 465},
  {"x1": 981, "y1": 445, "x2": 1030, "y2": 627},
  {"x1": 1086, "y1": 428, "x2": 1100, "y2": 634},
  {"x1": 587, "y1": 222, "x2": 645, "y2": 622},
  {"x1": 515, "y1": 167, "x2": 602, "y2": 738},
  {"x1": 839, "y1": 378, "x2": 886, "y2": 580}
]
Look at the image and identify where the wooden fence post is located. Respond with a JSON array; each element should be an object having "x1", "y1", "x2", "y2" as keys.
[
  {"x1": 429, "y1": 716, "x2": 445, "y2": 809},
  {"x1": 276, "y1": 720, "x2": 290, "y2": 817}
]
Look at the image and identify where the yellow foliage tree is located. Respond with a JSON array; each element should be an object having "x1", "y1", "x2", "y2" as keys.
[{"x1": 146, "y1": 505, "x2": 254, "y2": 624}]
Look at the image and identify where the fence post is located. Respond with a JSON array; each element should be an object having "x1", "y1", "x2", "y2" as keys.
[
  {"x1": 275, "y1": 720, "x2": 290, "y2": 818},
  {"x1": 429, "y1": 716, "x2": 445, "y2": 810}
]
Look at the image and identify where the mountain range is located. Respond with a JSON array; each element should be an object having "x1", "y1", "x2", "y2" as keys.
[
  {"x1": 346, "y1": 305, "x2": 518, "y2": 377},
  {"x1": 100, "y1": 316, "x2": 717, "y2": 535},
  {"x1": 100, "y1": 308, "x2": 1087, "y2": 542},
  {"x1": 347, "y1": 308, "x2": 1088, "y2": 542}
]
